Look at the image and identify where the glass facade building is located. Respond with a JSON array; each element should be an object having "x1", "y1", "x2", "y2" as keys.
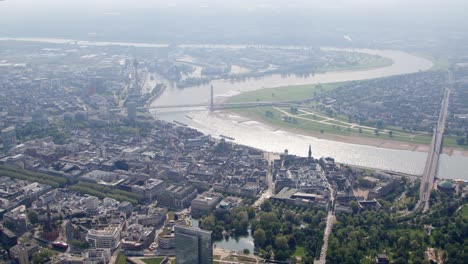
[{"x1": 175, "y1": 225, "x2": 212, "y2": 264}]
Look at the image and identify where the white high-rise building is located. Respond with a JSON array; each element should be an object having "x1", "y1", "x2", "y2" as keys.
[{"x1": 86, "y1": 224, "x2": 121, "y2": 250}]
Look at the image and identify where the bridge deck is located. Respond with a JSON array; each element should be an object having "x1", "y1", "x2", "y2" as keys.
[{"x1": 148, "y1": 97, "x2": 319, "y2": 110}]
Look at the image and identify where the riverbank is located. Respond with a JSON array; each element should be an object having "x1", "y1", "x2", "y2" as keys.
[
  {"x1": 217, "y1": 110, "x2": 468, "y2": 157},
  {"x1": 221, "y1": 69, "x2": 467, "y2": 156},
  {"x1": 145, "y1": 85, "x2": 166, "y2": 108}
]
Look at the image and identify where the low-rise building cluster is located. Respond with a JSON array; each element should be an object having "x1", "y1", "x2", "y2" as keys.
[
  {"x1": 447, "y1": 67, "x2": 468, "y2": 145},
  {"x1": 0, "y1": 176, "x2": 51, "y2": 219},
  {"x1": 0, "y1": 40, "x2": 428, "y2": 264},
  {"x1": 322, "y1": 71, "x2": 446, "y2": 132}
]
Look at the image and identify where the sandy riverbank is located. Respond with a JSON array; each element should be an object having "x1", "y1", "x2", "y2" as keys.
[{"x1": 221, "y1": 110, "x2": 468, "y2": 157}]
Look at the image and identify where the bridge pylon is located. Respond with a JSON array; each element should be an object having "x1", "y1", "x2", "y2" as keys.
[{"x1": 210, "y1": 85, "x2": 214, "y2": 111}]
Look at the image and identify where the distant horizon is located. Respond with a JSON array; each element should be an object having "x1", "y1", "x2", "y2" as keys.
[{"x1": 0, "y1": 7, "x2": 465, "y2": 50}]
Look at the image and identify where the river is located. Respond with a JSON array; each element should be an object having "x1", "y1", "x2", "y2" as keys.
[{"x1": 151, "y1": 49, "x2": 468, "y2": 181}]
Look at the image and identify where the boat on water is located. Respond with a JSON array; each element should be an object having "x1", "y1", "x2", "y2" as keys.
[
  {"x1": 173, "y1": 120, "x2": 188, "y2": 127},
  {"x1": 220, "y1": 135, "x2": 235, "y2": 140}
]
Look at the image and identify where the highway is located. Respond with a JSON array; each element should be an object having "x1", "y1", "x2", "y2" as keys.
[{"x1": 418, "y1": 72, "x2": 451, "y2": 213}]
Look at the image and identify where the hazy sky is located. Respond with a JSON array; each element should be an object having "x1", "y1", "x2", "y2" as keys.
[
  {"x1": 1, "y1": 0, "x2": 466, "y2": 10},
  {"x1": 0, "y1": 0, "x2": 465, "y2": 44}
]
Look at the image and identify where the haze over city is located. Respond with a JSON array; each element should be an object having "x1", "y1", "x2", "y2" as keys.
[{"x1": 0, "y1": 1, "x2": 466, "y2": 264}]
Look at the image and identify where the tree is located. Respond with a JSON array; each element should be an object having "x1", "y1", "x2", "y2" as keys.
[
  {"x1": 28, "y1": 211, "x2": 39, "y2": 225},
  {"x1": 243, "y1": 248, "x2": 250, "y2": 255},
  {"x1": 294, "y1": 230, "x2": 306, "y2": 245},
  {"x1": 213, "y1": 225, "x2": 224, "y2": 240},
  {"x1": 232, "y1": 220, "x2": 243, "y2": 235},
  {"x1": 32, "y1": 249, "x2": 53, "y2": 264},
  {"x1": 71, "y1": 240, "x2": 90, "y2": 249},
  {"x1": 201, "y1": 215, "x2": 216, "y2": 230},
  {"x1": 410, "y1": 240, "x2": 420, "y2": 251},
  {"x1": 261, "y1": 200, "x2": 273, "y2": 212},
  {"x1": 275, "y1": 236, "x2": 289, "y2": 251},
  {"x1": 303, "y1": 212, "x2": 313, "y2": 224},
  {"x1": 288, "y1": 236, "x2": 297, "y2": 249},
  {"x1": 247, "y1": 207, "x2": 256, "y2": 219},
  {"x1": 275, "y1": 250, "x2": 290, "y2": 261},
  {"x1": 350, "y1": 201, "x2": 359, "y2": 214},
  {"x1": 316, "y1": 210, "x2": 325, "y2": 220},
  {"x1": 394, "y1": 257, "x2": 407, "y2": 264},
  {"x1": 254, "y1": 228, "x2": 266, "y2": 247},
  {"x1": 358, "y1": 127, "x2": 363, "y2": 133},
  {"x1": 388, "y1": 130, "x2": 393, "y2": 137},
  {"x1": 397, "y1": 236, "x2": 408, "y2": 248},
  {"x1": 263, "y1": 249, "x2": 272, "y2": 260}
]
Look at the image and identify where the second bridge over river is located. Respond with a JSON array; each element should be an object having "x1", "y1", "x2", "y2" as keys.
[
  {"x1": 146, "y1": 99, "x2": 313, "y2": 111},
  {"x1": 147, "y1": 85, "x2": 321, "y2": 111}
]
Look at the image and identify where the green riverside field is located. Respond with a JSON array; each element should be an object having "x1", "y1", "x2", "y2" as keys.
[{"x1": 224, "y1": 83, "x2": 467, "y2": 150}]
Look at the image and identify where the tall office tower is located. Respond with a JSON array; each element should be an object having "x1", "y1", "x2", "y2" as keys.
[
  {"x1": 127, "y1": 101, "x2": 137, "y2": 121},
  {"x1": 133, "y1": 59, "x2": 140, "y2": 95},
  {"x1": 175, "y1": 225, "x2": 212, "y2": 264},
  {"x1": 50, "y1": 78, "x2": 61, "y2": 90}
]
